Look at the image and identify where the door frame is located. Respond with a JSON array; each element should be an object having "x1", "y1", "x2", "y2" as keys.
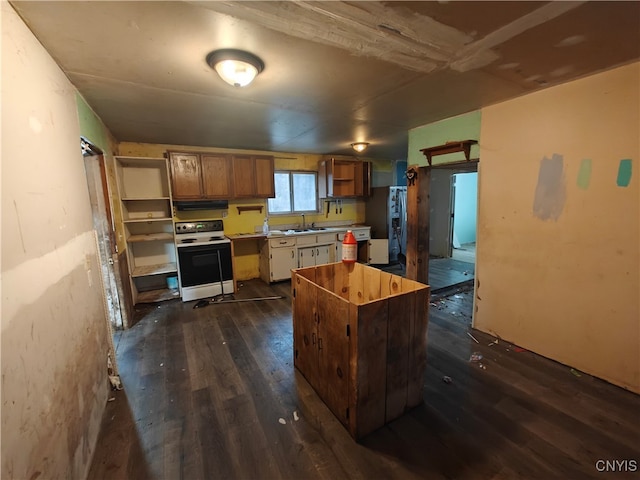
[
  {"x1": 81, "y1": 137, "x2": 129, "y2": 330},
  {"x1": 406, "y1": 159, "x2": 479, "y2": 320}
]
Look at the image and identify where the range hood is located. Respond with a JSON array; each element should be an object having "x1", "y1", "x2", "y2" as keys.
[{"x1": 173, "y1": 200, "x2": 229, "y2": 211}]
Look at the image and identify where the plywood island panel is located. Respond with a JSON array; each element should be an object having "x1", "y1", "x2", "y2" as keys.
[{"x1": 292, "y1": 262, "x2": 430, "y2": 440}]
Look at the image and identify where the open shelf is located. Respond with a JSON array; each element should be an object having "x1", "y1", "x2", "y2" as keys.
[
  {"x1": 123, "y1": 217, "x2": 173, "y2": 224},
  {"x1": 131, "y1": 262, "x2": 177, "y2": 278},
  {"x1": 136, "y1": 287, "x2": 180, "y2": 304},
  {"x1": 116, "y1": 155, "x2": 180, "y2": 306},
  {"x1": 127, "y1": 232, "x2": 175, "y2": 243},
  {"x1": 420, "y1": 140, "x2": 478, "y2": 166}
]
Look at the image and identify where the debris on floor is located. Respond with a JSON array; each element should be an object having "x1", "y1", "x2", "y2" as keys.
[
  {"x1": 293, "y1": 411, "x2": 300, "y2": 421},
  {"x1": 278, "y1": 418, "x2": 287, "y2": 425},
  {"x1": 570, "y1": 368, "x2": 582, "y2": 377},
  {"x1": 467, "y1": 332, "x2": 480, "y2": 344},
  {"x1": 513, "y1": 347, "x2": 527, "y2": 352},
  {"x1": 442, "y1": 376, "x2": 453, "y2": 384},
  {"x1": 469, "y1": 352, "x2": 483, "y2": 362}
]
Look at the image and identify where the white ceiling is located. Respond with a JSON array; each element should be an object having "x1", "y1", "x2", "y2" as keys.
[{"x1": 10, "y1": 1, "x2": 640, "y2": 159}]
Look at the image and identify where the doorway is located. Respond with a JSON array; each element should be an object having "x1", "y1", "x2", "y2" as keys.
[
  {"x1": 450, "y1": 172, "x2": 477, "y2": 264},
  {"x1": 427, "y1": 163, "x2": 478, "y2": 294}
]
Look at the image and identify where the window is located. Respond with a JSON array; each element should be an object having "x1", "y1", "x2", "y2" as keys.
[{"x1": 268, "y1": 171, "x2": 317, "y2": 214}]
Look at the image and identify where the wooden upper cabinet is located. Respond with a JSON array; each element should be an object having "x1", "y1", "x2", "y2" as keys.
[
  {"x1": 232, "y1": 154, "x2": 275, "y2": 198},
  {"x1": 232, "y1": 155, "x2": 256, "y2": 198},
  {"x1": 201, "y1": 154, "x2": 232, "y2": 199},
  {"x1": 169, "y1": 151, "x2": 274, "y2": 200},
  {"x1": 254, "y1": 155, "x2": 275, "y2": 198},
  {"x1": 168, "y1": 152, "x2": 202, "y2": 199},
  {"x1": 318, "y1": 156, "x2": 371, "y2": 198}
]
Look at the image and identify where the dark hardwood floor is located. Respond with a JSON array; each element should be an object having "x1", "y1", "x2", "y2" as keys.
[
  {"x1": 89, "y1": 279, "x2": 640, "y2": 479},
  {"x1": 381, "y1": 257, "x2": 474, "y2": 293}
]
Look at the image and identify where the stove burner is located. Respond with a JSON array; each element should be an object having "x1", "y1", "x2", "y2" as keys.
[{"x1": 181, "y1": 239, "x2": 196, "y2": 244}]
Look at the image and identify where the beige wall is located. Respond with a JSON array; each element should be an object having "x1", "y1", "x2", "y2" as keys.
[
  {"x1": 1, "y1": 4, "x2": 110, "y2": 478},
  {"x1": 476, "y1": 63, "x2": 639, "y2": 393}
]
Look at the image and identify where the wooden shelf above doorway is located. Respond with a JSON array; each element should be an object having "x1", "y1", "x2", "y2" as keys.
[{"x1": 420, "y1": 140, "x2": 477, "y2": 166}]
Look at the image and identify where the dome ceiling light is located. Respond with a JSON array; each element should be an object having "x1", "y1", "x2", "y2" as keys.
[
  {"x1": 206, "y1": 49, "x2": 264, "y2": 87},
  {"x1": 351, "y1": 142, "x2": 370, "y2": 153}
]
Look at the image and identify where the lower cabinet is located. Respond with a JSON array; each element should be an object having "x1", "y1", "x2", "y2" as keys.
[
  {"x1": 260, "y1": 238, "x2": 297, "y2": 283},
  {"x1": 260, "y1": 232, "x2": 337, "y2": 283},
  {"x1": 298, "y1": 244, "x2": 331, "y2": 268}
]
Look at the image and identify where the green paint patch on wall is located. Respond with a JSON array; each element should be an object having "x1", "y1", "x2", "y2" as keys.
[
  {"x1": 617, "y1": 159, "x2": 633, "y2": 187},
  {"x1": 577, "y1": 158, "x2": 592, "y2": 190},
  {"x1": 532, "y1": 153, "x2": 566, "y2": 221}
]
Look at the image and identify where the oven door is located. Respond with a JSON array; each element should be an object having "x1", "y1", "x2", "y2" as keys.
[{"x1": 176, "y1": 242, "x2": 233, "y2": 288}]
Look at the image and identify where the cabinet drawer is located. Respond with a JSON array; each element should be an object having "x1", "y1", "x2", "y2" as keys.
[
  {"x1": 296, "y1": 234, "x2": 317, "y2": 246},
  {"x1": 270, "y1": 238, "x2": 296, "y2": 248},
  {"x1": 316, "y1": 232, "x2": 337, "y2": 244},
  {"x1": 352, "y1": 228, "x2": 370, "y2": 240}
]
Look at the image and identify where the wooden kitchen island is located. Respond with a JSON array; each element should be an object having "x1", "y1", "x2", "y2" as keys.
[{"x1": 292, "y1": 261, "x2": 430, "y2": 440}]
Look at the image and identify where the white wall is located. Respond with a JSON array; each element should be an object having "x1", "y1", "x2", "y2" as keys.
[
  {"x1": 1, "y1": 3, "x2": 110, "y2": 478},
  {"x1": 476, "y1": 63, "x2": 639, "y2": 393}
]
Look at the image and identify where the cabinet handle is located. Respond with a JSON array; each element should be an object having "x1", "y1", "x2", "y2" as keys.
[
  {"x1": 291, "y1": 250, "x2": 294, "y2": 258},
  {"x1": 318, "y1": 337, "x2": 323, "y2": 350},
  {"x1": 316, "y1": 248, "x2": 320, "y2": 256},
  {"x1": 311, "y1": 249, "x2": 314, "y2": 257}
]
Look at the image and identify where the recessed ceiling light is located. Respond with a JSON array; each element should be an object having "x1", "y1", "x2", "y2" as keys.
[{"x1": 206, "y1": 49, "x2": 264, "y2": 87}]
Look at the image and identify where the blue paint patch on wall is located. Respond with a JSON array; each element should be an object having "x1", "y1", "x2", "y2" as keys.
[
  {"x1": 617, "y1": 159, "x2": 632, "y2": 187},
  {"x1": 533, "y1": 153, "x2": 566, "y2": 221}
]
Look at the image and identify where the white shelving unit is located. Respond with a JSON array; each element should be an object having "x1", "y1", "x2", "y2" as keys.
[{"x1": 115, "y1": 156, "x2": 179, "y2": 304}]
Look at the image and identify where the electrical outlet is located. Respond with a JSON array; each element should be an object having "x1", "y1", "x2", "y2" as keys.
[{"x1": 222, "y1": 211, "x2": 228, "y2": 218}]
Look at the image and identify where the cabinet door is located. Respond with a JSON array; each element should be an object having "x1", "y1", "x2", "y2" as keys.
[
  {"x1": 271, "y1": 247, "x2": 297, "y2": 281},
  {"x1": 168, "y1": 152, "x2": 202, "y2": 199},
  {"x1": 315, "y1": 245, "x2": 331, "y2": 266},
  {"x1": 369, "y1": 239, "x2": 389, "y2": 265},
  {"x1": 232, "y1": 155, "x2": 256, "y2": 198},
  {"x1": 354, "y1": 161, "x2": 371, "y2": 197},
  {"x1": 298, "y1": 246, "x2": 316, "y2": 268},
  {"x1": 317, "y1": 287, "x2": 350, "y2": 426},
  {"x1": 201, "y1": 154, "x2": 232, "y2": 198},
  {"x1": 254, "y1": 155, "x2": 275, "y2": 198}
]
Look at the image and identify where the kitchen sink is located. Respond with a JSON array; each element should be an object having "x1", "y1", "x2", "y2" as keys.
[{"x1": 291, "y1": 227, "x2": 327, "y2": 232}]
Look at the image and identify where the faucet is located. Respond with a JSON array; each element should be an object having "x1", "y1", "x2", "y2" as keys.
[{"x1": 301, "y1": 214, "x2": 306, "y2": 230}]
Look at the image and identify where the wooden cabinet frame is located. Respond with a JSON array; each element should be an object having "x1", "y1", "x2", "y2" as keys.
[
  {"x1": 318, "y1": 156, "x2": 371, "y2": 198},
  {"x1": 168, "y1": 151, "x2": 274, "y2": 200}
]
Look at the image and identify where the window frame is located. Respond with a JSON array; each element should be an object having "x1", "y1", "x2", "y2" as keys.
[{"x1": 268, "y1": 169, "x2": 319, "y2": 215}]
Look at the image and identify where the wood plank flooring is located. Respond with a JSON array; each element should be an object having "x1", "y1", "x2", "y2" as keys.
[
  {"x1": 382, "y1": 257, "x2": 474, "y2": 292},
  {"x1": 89, "y1": 280, "x2": 640, "y2": 479}
]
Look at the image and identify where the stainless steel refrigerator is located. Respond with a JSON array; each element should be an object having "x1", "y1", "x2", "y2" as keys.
[{"x1": 365, "y1": 186, "x2": 407, "y2": 263}]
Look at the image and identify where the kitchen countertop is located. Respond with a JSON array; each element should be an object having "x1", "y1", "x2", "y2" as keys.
[{"x1": 227, "y1": 225, "x2": 370, "y2": 240}]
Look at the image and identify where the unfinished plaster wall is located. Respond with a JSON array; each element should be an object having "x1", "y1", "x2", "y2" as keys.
[
  {"x1": 476, "y1": 63, "x2": 639, "y2": 393},
  {"x1": 1, "y1": 3, "x2": 110, "y2": 478}
]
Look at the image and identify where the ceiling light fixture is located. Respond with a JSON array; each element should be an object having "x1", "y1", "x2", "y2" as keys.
[
  {"x1": 206, "y1": 49, "x2": 264, "y2": 87},
  {"x1": 351, "y1": 142, "x2": 370, "y2": 153}
]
